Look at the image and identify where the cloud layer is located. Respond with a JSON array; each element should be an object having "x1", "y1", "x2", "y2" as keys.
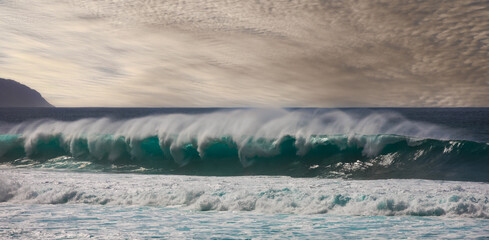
[{"x1": 0, "y1": 0, "x2": 488, "y2": 107}]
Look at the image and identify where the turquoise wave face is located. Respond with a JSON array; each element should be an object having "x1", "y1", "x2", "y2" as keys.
[{"x1": 1, "y1": 133, "x2": 488, "y2": 181}]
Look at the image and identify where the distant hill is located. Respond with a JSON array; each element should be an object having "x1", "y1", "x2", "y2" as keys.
[{"x1": 0, "y1": 78, "x2": 54, "y2": 107}]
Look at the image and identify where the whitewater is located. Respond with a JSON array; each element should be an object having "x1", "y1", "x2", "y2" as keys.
[{"x1": 1, "y1": 108, "x2": 488, "y2": 238}]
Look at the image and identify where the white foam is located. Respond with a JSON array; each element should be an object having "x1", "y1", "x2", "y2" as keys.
[{"x1": 1, "y1": 168, "x2": 488, "y2": 218}]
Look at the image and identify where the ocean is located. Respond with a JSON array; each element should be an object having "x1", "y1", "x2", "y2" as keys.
[{"x1": 1, "y1": 108, "x2": 488, "y2": 239}]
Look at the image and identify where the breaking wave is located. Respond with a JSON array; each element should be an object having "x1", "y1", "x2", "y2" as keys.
[{"x1": 0, "y1": 109, "x2": 488, "y2": 181}]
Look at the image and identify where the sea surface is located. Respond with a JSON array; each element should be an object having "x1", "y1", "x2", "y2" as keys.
[{"x1": 1, "y1": 108, "x2": 488, "y2": 239}]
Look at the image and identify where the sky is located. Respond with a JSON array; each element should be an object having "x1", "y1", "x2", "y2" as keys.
[{"x1": 0, "y1": 0, "x2": 488, "y2": 107}]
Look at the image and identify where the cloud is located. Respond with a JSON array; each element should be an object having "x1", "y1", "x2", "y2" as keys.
[{"x1": 0, "y1": 0, "x2": 487, "y2": 107}]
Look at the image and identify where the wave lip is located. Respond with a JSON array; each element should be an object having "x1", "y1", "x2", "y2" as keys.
[
  {"x1": 1, "y1": 133, "x2": 488, "y2": 181},
  {"x1": 0, "y1": 110, "x2": 488, "y2": 181}
]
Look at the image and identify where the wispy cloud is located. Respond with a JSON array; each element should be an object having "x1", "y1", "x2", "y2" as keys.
[{"x1": 0, "y1": 0, "x2": 487, "y2": 107}]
